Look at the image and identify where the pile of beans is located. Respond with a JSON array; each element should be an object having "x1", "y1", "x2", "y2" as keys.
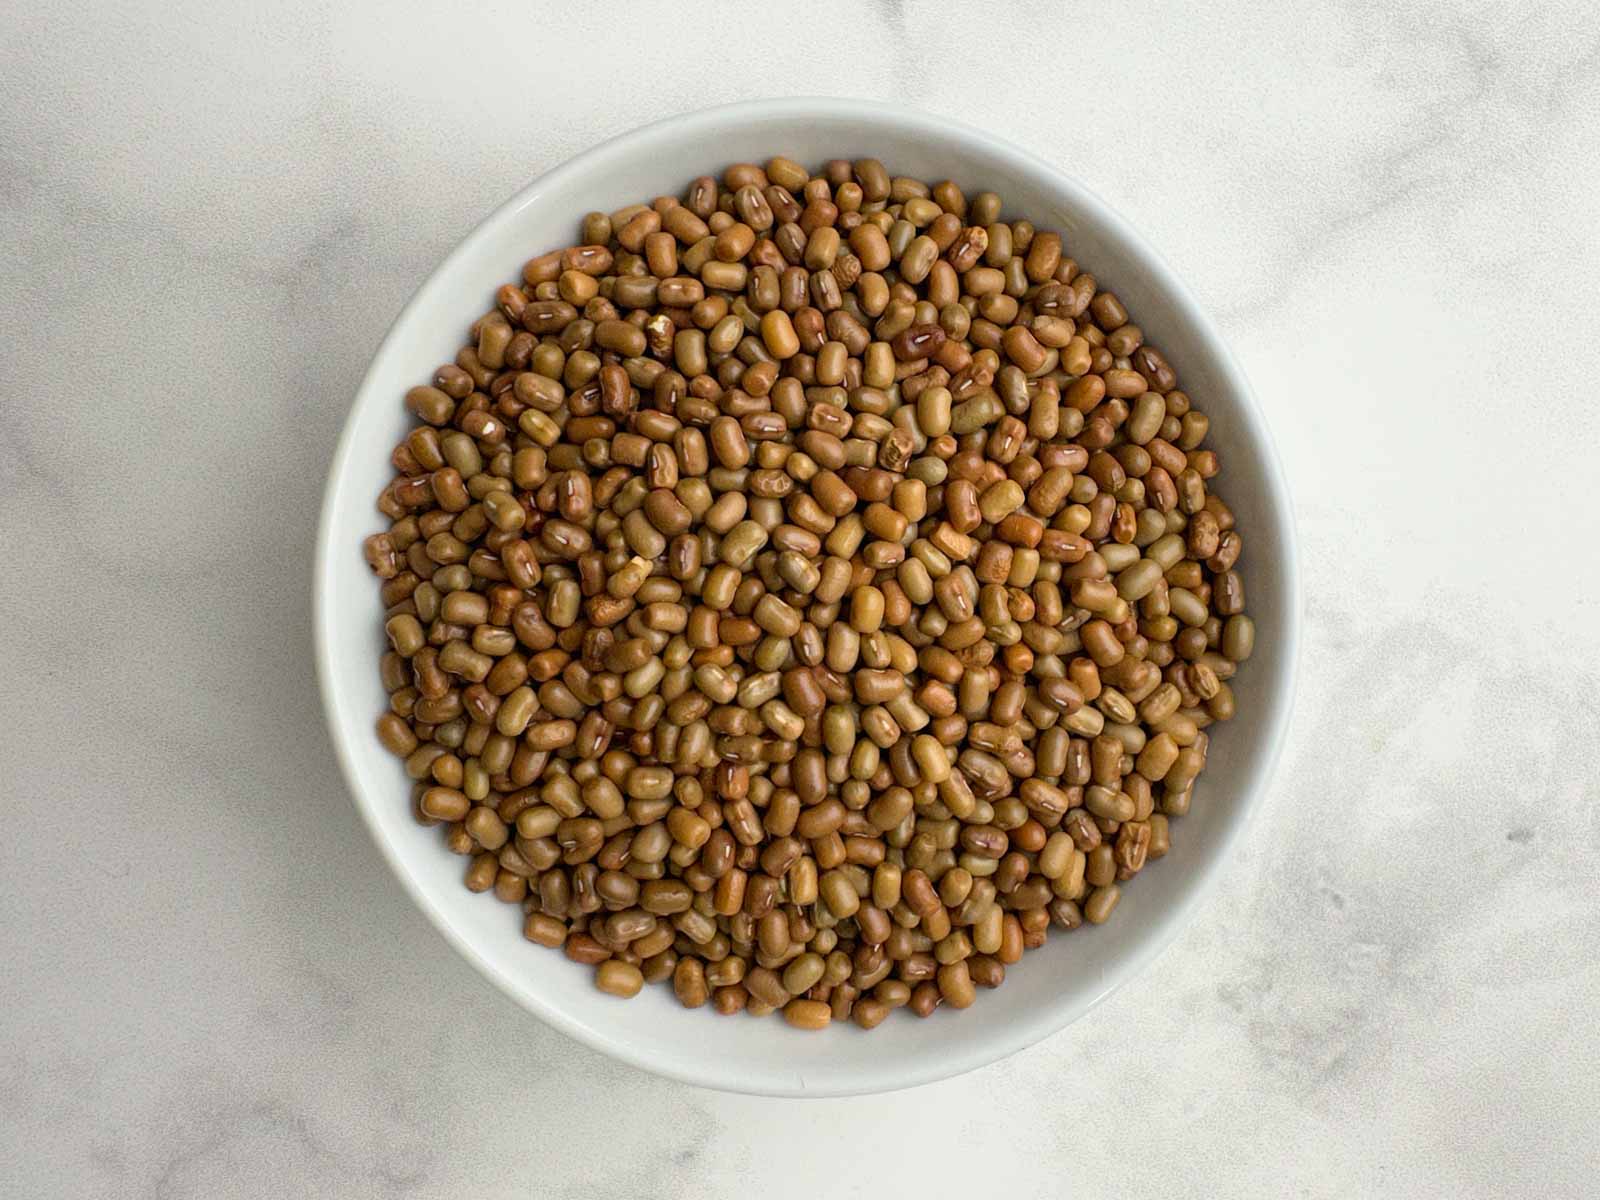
[{"x1": 364, "y1": 157, "x2": 1254, "y2": 1029}]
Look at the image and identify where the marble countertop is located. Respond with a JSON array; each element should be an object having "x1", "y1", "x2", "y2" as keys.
[{"x1": 4, "y1": 1, "x2": 1598, "y2": 1195}]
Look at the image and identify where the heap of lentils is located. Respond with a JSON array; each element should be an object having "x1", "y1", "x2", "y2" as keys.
[{"x1": 364, "y1": 156, "x2": 1255, "y2": 1030}]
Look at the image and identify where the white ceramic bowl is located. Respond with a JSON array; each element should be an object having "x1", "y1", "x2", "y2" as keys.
[{"x1": 315, "y1": 98, "x2": 1300, "y2": 1097}]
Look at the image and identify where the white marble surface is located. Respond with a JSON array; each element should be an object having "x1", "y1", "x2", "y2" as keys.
[{"x1": 4, "y1": 0, "x2": 1599, "y2": 1195}]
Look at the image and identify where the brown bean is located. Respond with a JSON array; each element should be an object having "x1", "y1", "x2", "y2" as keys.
[
  {"x1": 783, "y1": 999, "x2": 832, "y2": 1030},
  {"x1": 371, "y1": 157, "x2": 1250, "y2": 1031}
]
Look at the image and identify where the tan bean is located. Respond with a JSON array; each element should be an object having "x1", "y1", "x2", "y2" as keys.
[{"x1": 372, "y1": 157, "x2": 1250, "y2": 1030}]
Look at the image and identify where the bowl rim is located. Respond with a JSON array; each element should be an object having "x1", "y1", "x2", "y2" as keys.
[{"x1": 314, "y1": 95, "x2": 1301, "y2": 1096}]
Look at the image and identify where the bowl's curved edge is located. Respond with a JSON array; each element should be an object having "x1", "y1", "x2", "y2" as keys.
[{"x1": 313, "y1": 95, "x2": 1303, "y2": 1097}]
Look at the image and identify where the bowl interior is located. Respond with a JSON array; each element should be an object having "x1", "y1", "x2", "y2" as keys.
[{"x1": 316, "y1": 100, "x2": 1298, "y2": 1096}]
